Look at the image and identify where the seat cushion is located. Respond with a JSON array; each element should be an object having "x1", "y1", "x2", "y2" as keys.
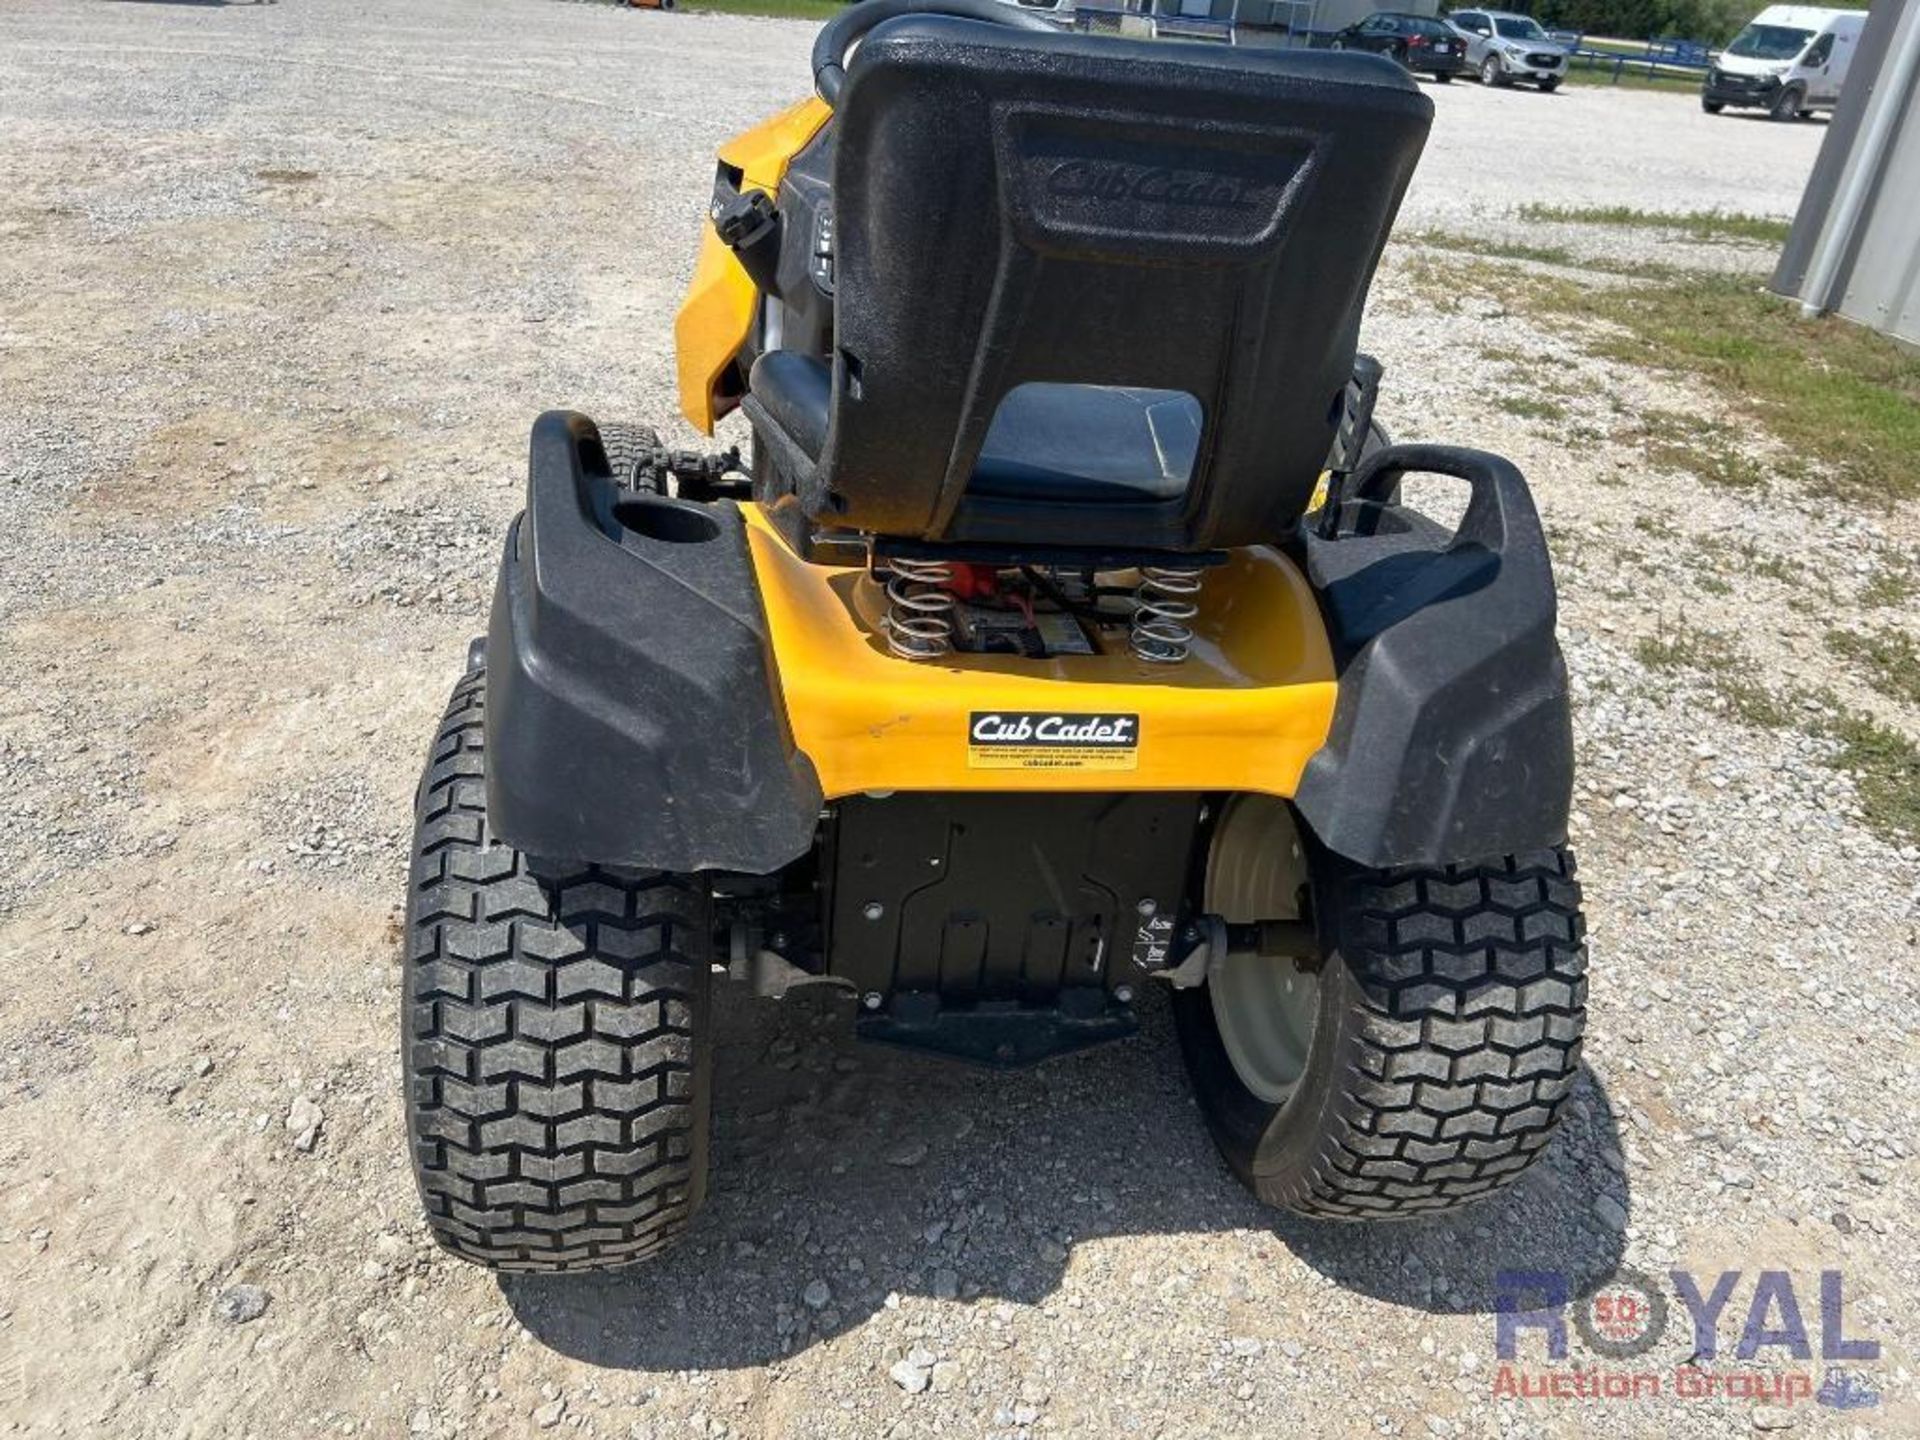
[
  {"x1": 747, "y1": 359, "x2": 1202, "y2": 506},
  {"x1": 970, "y1": 384, "x2": 1201, "y2": 504}
]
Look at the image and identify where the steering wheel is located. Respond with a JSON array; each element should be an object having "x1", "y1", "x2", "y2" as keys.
[{"x1": 813, "y1": 0, "x2": 1057, "y2": 106}]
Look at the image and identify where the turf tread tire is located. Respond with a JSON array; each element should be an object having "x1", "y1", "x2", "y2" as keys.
[
  {"x1": 405, "y1": 666, "x2": 712, "y2": 1272},
  {"x1": 1179, "y1": 848, "x2": 1587, "y2": 1219},
  {"x1": 597, "y1": 421, "x2": 663, "y2": 493}
]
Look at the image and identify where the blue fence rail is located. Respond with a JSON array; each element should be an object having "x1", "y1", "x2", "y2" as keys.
[{"x1": 1554, "y1": 32, "x2": 1717, "y2": 83}]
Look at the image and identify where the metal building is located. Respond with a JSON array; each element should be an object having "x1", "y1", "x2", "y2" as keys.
[
  {"x1": 1069, "y1": 0, "x2": 1440, "y2": 47},
  {"x1": 1773, "y1": 0, "x2": 1920, "y2": 345}
]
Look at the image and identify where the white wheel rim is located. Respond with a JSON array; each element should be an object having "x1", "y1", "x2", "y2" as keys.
[{"x1": 1205, "y1": 797, "x2": 1319, "y2": 1107}]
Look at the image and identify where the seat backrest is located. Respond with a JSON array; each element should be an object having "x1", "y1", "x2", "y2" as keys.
[{"x1": 804, "y1": 19, "x2": 1432, "y2": 552}]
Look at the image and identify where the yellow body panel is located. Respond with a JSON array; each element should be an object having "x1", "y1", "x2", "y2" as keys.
[
  {"x1": 674, "y1": 97, "x2": 833, "y2": 434},
  {"x1": 741, "y1": 505, "x2": 1340, "y2": 799}
]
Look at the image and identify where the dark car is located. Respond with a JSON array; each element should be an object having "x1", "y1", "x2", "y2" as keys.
[{"x1": 1329, "y1": 12, "x2": 1466, "y2": 79}]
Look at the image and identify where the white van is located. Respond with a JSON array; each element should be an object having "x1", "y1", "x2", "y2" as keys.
[{"x1": 1702, "y1": 5, "x2": 1867, "y2": 120}]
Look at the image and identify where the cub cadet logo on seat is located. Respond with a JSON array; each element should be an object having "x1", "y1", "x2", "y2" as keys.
[
  {"x1": 1045, "y1": 160, "x2": 1255, "y2": 211},
  {"x1": 968, "y1": 712, "x2": 1140, "y2": 771}
]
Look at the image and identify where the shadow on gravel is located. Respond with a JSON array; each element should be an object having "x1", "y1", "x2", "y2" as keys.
[{"x1": 503, "y1": 983, "x2": 1629, "y2": 1370}]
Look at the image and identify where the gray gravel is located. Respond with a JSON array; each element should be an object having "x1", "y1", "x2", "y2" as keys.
[{"x1": 1, "y1": 2, "x2": 1914, "y2": 1438}]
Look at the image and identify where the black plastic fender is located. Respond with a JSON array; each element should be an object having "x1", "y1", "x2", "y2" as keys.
[
  {"x1": 483, "y1": 412, "x2": 824, "y2": 874},
  {"x1": 1291, "y1": 443, "x2": 1573, "y2": 869}
]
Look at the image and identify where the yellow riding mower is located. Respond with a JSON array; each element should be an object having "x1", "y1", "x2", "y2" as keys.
[{"x1": 405, "y1": 0, "x2": 1587, "y2": 1273}]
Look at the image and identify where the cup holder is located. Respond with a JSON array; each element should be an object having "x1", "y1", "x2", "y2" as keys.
[{"x1": 611, "y1": 495, "x2": 723, "y2": 546}]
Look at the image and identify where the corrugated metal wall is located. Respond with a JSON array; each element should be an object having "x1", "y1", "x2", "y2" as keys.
[{"x1": 1773, "y1": 0, "x2": 1920, "y2": 346}]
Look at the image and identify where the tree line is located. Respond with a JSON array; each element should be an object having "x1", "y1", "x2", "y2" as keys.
[{"x1": 1517, "y1": 0, "x2": 1868, "y2": 45}]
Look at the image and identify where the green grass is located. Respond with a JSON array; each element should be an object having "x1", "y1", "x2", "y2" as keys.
[
  {"x1": 1498, "y1": 394, "x2": 1568, "y2": 421},
  {"x1": 680, "y1": 0, "x2": 843, "y2": 16},
  {"x1": 1413, "y1": 231, "x2": 1681, "y2": 282},
  {"x1": 1409, "y1": 230, "x2": 1585, "y2": 269},
  {"x1": 1571, "y1": 273, "x2": 1920, "y2": 506},
  {"x1": 1407, "y1": 229, "x2": 1679, "y2": 279},
  {"x1": 1633, "y1": 410, "x2": 1771, "y2": 491},
  {"x1": 1517, "y1": 205, "x2": 1792, "y2": 246},
  {"x1": 1400, "y1": 242, "x2": 1920, "y2": 505},
  {"x1": 1693, "y1": 533, "x2": 1804, "y2": 586},
  {"x1": 1634, "y1": 623, "x2": 1792, "y2": 728},
  {"x1": 1633, "y1": 622, "x2": 1920, "y2": 841},
  {"x1": 1826, "y1": 626, "x2": 1920, "y2": 706},
  {"x1": 1860, "y1": 564, "x2": 1914, "y2": 608},
  {"x1": 1823, "y1": 711, "x2": 1920, "y2": 841},
  {"x1": 1560, "y1": 64, "x2": 1704, "y2": 94}
]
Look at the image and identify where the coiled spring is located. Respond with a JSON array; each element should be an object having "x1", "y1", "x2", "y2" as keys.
[
  {"x1": 1130, "y1": 564, "x2": 1204, "y2": 664},
  {"x1": 882, "y1": 557, "x2": 956, "y2": 660}
]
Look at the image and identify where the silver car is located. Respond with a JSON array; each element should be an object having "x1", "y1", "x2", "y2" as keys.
[{"x1": 1446, "y1": 9, "x2": 1571, "y2": 90}]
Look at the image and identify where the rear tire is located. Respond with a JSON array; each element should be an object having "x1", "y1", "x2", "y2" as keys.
[
  {"x1": 1174, "y1": 799, "x2": 1588, "y2": 1219},
  {"x1": 1702, "y1": 98, "x2": 1724, "y2": 113},
  {"x1": 1481, "y1": 55, "x2": 1507, "y2": 86},
  {"x1": 597, "y1": 421, "x2": 664, "y2": 493},
  {"x1": 405, "y1": 666, "x2": 714, "y2": 1272},
  {"x1": 1436, "y1": 71, "x2": 1453, "y2": 82}
]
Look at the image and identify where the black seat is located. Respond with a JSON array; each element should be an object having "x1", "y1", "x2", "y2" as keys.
[{"x1": 743, "y1": 19, "x2": 1432, "y2": 552}]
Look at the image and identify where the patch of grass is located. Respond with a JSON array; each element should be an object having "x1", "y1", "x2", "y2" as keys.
[
  {"x1": 1635, "y1": 410, "x2": 1769, "y2": 492},
  {"x1": 1860, "y1": 563, "x2": 1914, "y2": 608},
  {"x1": 1825, "y1": 626, "x2": 1920, "y2": 706},
  {"x1": 1400, "y1": 253, "x2": 1469, "y2": 308},
  {"x1": 1401, "y1": 244, "x2": 1920, "y2": 506},
  {"x1": 1406, "y1": 229, "x2": 1689, "y2": 281},
  {"x1": 1823, "y1": 710, "x2": 1920, "y2": 841},
  {"x1": 1499, "y1": 394, "x2": 1568, "y2": 421},
  {"x1": 1625, "y1": 622, "x2": 1718, "y2": 686},
  {"x1": 1633, "y1": 622, "x2": 1793, "y2": 728},
  {"x1": 1694, "y1": 534, "x2": 1804, "y2": 586},
  {"x1": 680, "y1": 0, "x2": 843, "y2": 16},
  {"x1": 1560, "y1": 66, "x2": 1712, "y2": 95},
  {"x1": 1633, "y1": 622, "x2": 1920, "y2": 841},
  {"x1": 1512, "y1": 266, "x2": 1920, "y2": 507},
  {"x1": 1409, "y1": 230, "x2": 1593, "y2": 271},
  {"x1": 1632, "y1": 512, "x2": 1677, "y2": 539},
  {"x1": 1517, "y1": 204, "x2": 1792, "y2": 246}
]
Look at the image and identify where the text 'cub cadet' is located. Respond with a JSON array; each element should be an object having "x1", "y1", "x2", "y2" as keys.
[{"x1": 403, "y1": 0, "x2": 1588, "y2": 1273}]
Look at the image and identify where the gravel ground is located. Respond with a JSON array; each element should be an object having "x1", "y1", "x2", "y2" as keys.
[{"x1": 0, "y1": 2, "x2": 1914, "y2": 1438}]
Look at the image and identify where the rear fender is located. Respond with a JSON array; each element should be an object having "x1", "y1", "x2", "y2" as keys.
[
  {"x1": 484, "y1": 412, "x2": 823, "y2": 873},
  {"x1": 1292, "y1": 443, "x2": 1574, "y2": 868}
]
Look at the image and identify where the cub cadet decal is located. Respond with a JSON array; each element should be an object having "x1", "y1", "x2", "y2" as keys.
[
  {"x1": 967, "y1": 712, "x2": 1139, "y2": 771},
  {"x1": 1045, "y1": 160, "x2": 1257, "y2": 211}
]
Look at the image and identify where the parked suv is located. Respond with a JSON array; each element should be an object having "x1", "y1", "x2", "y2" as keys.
[
  {"x1": 1448, "y1": 9, "x2": 1571, "y2": 89},
  {"x1": 1330, "y1": 13, "x2": 1467, "y2": 80}
]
